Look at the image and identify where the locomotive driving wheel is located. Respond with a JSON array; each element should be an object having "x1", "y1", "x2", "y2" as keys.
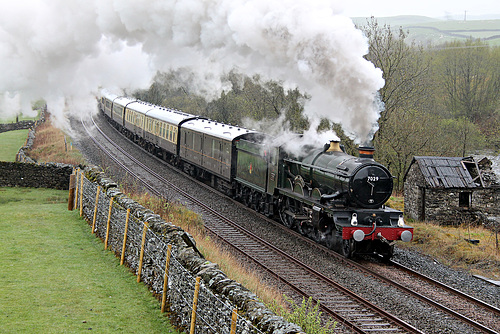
[{"x1": 279, "y1": 196, "x2": 295, "y2": 229}]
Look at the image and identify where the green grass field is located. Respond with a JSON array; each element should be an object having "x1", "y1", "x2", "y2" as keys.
[
  {"x1": 0, "y1": 129, "x2": 29, "y2": 162},
  {"x1": 0, "y1": 187, "x2": 179, "y2": 333},
  {"x1": 353, "y1": 16, "x2": 500, "y2": 46}
]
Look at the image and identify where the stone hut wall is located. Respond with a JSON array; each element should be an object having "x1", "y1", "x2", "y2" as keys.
[
  {"x1": 404, "y1": 162, "x2": 500, "y2": 226},
  {"x1": 76, "y1": 166, "x2": 304, "y2": 334},
  {"x1": 404, "y1": 163, "x2": 426, "y2": 221},
  {"x1": 423, "y1": 188, "x2": 478, "y2": 225}
]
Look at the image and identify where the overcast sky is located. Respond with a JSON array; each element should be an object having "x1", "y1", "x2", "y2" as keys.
[{"x1": 341, "y1": 0, "x2": 499, "y2": 18}]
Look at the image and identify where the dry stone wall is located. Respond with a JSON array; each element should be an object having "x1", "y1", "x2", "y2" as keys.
[
  {"x1": 77, "y1": 166, "x2": 304, "y2": 334},
  {"x1": 0, "y1": 120, "x2": 36, "y2": 133},
  {"x1": 0, "y1": 161, "x2": 73, "y2": 189}
]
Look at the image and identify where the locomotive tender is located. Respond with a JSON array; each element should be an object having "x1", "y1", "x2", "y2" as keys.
[{"x1": 99, "y1": 90, "x2": 413, "y2": 259}]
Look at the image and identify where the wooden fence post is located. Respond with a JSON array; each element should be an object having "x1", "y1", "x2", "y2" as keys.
[
  {"x1": 230, "y1": 308, "x2": 238, "y2": 334},
  {"x1": 91, "y1": 186, "x2": 101, "y2": 233},
  {"x1": 120, "y1": 208, "x2": 131, "y2": 265},
  {"x1": 190, "y1": 276, "x2": 202, "y2": 334},
  {"x1": 73, "y1": 169, "x2": 79, "y2": 211},
  {"x1": 161, "y1": 244, "x2": 172, "y2": 313},
  {"x1": 137, "y1": 223, "x2": 149, "y2": 283},
  {"x1": 104, "y1": 197, "x2": 114, "y2": 250},
  {"x1": 79, "y1": 172, "x2": 84, "y2": 217},
  {"x1": 68, "y1": 173, "x2": 76, "y2": 211}
]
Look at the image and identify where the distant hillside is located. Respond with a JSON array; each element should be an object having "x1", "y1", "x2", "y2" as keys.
[{"x1": 352, "y1": 16, "x2": 500, "y2": 46}]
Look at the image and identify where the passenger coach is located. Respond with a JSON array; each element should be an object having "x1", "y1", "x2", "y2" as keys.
[{"x1": 179, "y1": 118, "x2": 259, "y2": 194}]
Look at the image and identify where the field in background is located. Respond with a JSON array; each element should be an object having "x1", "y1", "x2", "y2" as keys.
[
  {"x1": 352, "y1": 16, "x2": 500, "y2": 46},
  {"x1": 0, "y1": 129, "x2": 29, "y2": 162},
  {"x1": 0, "y1": 187, "x2": 178, "y2": 333}
]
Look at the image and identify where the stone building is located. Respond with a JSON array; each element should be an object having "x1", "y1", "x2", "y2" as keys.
[{"x1": 404, "y1": 156, "x2": 500, "y2": 225}]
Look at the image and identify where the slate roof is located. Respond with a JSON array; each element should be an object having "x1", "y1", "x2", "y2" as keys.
[{"x1": 409, "y1": 156, "x2": 477, "y2": 189}]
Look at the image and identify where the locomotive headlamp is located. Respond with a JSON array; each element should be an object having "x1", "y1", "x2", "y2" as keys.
[
  {"x1": 350, "y1": 213, "x2": 358, "y2": 226},
  {"x1": 353, "y1": 229, "x2": 365, "y2": 242},
  {"x1": 400, "y1": 230, "x2": 413, "y2": 242},
  {"x1": 397, "y1": 215, "x2": 405, "y2": 227}
]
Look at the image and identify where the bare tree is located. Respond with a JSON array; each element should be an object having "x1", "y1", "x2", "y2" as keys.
[{"x1": 436, "y1": 39, "x2": 500, "y2": 124}]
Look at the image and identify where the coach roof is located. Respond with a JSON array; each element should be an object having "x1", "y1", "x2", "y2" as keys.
[
  {"x1": 112, "y1": 96, "x2": 136, "y2": 107},
  {"x1": 145, "y1": 105, "x2": 196, "y2": 126},
  {"x1": 181, "y1": 118, "x2": 259, "y2": 142}
]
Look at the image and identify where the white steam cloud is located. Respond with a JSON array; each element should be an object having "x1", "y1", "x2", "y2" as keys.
[{"x1": 0, "y1": 0, "x2": 384, "y2": 142}]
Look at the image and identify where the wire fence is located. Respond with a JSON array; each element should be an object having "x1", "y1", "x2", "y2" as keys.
[{"x1": 73, "y1": 168, "x2": 265, "y2": 334}]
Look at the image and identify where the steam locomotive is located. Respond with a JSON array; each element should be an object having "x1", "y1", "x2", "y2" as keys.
[{"x1": 99, "y1": 90, "x2": 413, "y2": 259}]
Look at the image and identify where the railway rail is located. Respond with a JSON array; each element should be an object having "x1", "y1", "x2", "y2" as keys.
[
  {"x1": 258, "y1": 214, "x2": 500, "y2": 334},
  {"x1": 81, "y1": 114, "x2": 421, "y2": 333}
]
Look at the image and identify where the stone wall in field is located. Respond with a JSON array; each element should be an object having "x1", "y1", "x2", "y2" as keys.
[
  {"x1": 15, "y1": 110, "x2": 47, "y2": 164},
  {"x1": 76, "y1": 166, "x2": 304, "y2": 334},
  {"x1": 0, "y1": 120, "x2": 36, "y2": 133},
  {"x1": 0, "y1": 161, "x2": 74, "y2": 189},
  {"x1": 0, "y1": 109, "x2": 76, "y2": 190}
]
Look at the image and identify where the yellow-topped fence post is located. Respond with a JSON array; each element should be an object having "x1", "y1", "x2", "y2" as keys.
[
  {"x1": 120, "y1": 208, "x2": 131, "y2": 265},
  {"x1": 137, "y1": 222, "x2": 149, "y2": 283},
  {"x1": 230, "y1": 308, "x2": 238, "y2": 334},
  {"x1": 104, "y1": 196, "x2": 114, "y2": 250},
  {"x1": 161, "y1": 244, "x2": 172, "y2": 313},
  {"x1": 91, "y1": 185, "x2": 101, "y2": 233},
  {"x1": 190, "y1": 276, "x2": 202, "y2": 334}
]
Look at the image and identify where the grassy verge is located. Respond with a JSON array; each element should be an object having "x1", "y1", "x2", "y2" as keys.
[
  {"x1": 398, "y1": 220, "x2": 500, "y2": 279},
  {"x1": 0, "y1": 187, "x2": 179, "y2": 333},
  {"x1": 27, "y1": 117, "x2": 85, "y2": 165},
  {"x1": 387, "y1": 196, "x2": 500, "y2": 280},
  {"x1": 126, "y1": 190, "x2": 285, "y2": 308},
  {"x1": 0, "y1": 129, "x2": 29, "y2": 162}
]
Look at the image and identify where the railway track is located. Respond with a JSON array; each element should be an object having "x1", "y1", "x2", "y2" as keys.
[
  {"x1": 257, "y1": 214, "x2": 500, "y2": 334},
  {"x1": 367, "y1": 260, "x2": 500, "y2": 333},
  {"x1": 80, "y1": 114, "x2": 421, "y2": 333}
]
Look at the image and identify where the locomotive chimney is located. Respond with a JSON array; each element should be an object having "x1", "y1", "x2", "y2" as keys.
[
  {"x1": 325, "y1": 140, "x2": 342, "y2": 153},
  {"x1": 358, "y1": 146, "x2": 375, "y2": 159}
]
